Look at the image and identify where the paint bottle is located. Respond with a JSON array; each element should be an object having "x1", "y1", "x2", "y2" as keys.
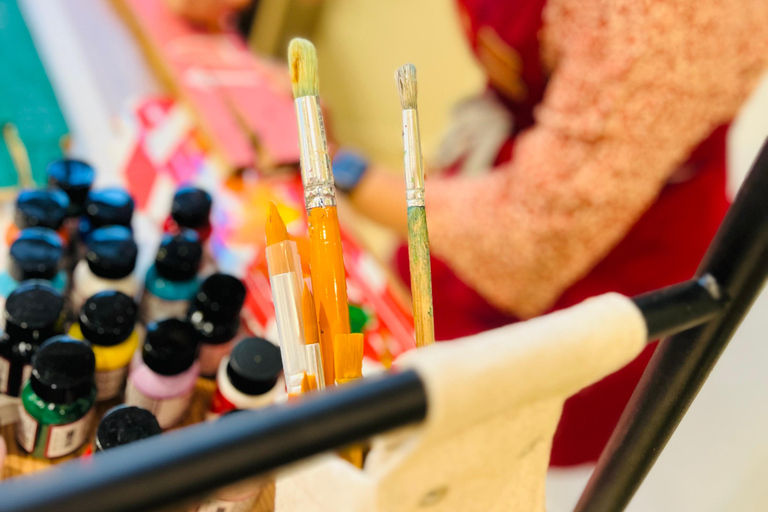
[
  {"x1": 0, "y1": 282, "x2": 64, "y2": 397},
  {"x1": 189, "y1": 273, "x2": 246, "y2": 378},
  {"x1": 78, "y1": 187, "x2": 134, "y2": 244},
  {"x1": 70, "y1": 291, "x2": 139, "y2": 401},
  {"x1": 208, "y1": 337, "x2": 283, "y2": 418},
  {"x1": 165, "y1": 186, "x2": 213, "y2": 243},
  {"x1": 125, "y1": 319, "x2": 200, "y2": 429},
  {"x1": 0, "y1": 228, "x2": 67, "y2": 310},
  {"x1": 71, "y1": 226, "x2": 139, "y2": 313},
  {"x1": 94, "y1": 405, "x2": 161, "y2": 452},
  {"x1": 5, "y1": 189, "x2": 70, "y2": 247},
  {"x1": 47, "y1": 159, "x2": 96, "y2": 220},
  {"x1": 141, "y1": 230, "x2": 202, "y2": 324},
  {"x1": 47, "y1": 159, "x2": 97, "y2": 270},
  {"x1": 17, "y1": 336, "x2": 96, "y2": 459}
]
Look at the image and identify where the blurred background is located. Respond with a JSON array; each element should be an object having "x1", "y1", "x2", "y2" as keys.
[{"x1": 3, "y1": 0, "x2": 768, "y2": 510}]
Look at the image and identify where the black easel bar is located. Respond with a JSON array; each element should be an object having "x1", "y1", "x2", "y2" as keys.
[
  {"x1": 632, "y1": 275, "x2": 725, "y2": 340},
  {"x1": 575, "y1": 139, "x2": 768, "y2": 512},
  {"x1": 0, "y1": 371, "x2": 428, "y2": 512}
]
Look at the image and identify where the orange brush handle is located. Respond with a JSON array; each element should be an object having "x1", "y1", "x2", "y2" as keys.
[{"x1": 308, "y1": 206, "x2": 350, "y2": 384}]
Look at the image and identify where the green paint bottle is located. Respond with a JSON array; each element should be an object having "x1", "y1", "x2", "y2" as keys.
[{"x1": 17, "y1": 335, "x2": 96, "y2": 459}]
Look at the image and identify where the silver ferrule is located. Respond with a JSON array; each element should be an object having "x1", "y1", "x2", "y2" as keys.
[
  {"x1": 402, "y1": 109, "x2": 425, "y2": 207},
  {"x1": 295, "y1": 96, "x2": 336, "y2": 210}
]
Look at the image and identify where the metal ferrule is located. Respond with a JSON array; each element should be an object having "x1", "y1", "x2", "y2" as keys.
[
  {"x1": 402, "y1": 109, "x2": 425, "y2": 207},
  {"x1": 295, "y1": 96, "x2": 336, "y2": 210}
]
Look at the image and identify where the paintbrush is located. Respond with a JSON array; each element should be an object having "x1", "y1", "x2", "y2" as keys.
[
  {"x1": 289, "y1": 38, "x2": 351, "y2": 385},
  {"x1": 333, "y1": 331, "x2": 365, "y2": 467},
  {"x1": 397, "y1": 64, "x2": 435, "y2": 348},
  {"x1": 3, "y1": 123, "x2": 33, "y2": 189},
  {"x1": 303, "y1": 283, "x2": 325, "y2": 390},
  {"x1": 265, "y1": 202, "x2": 308, "y2": 394}
]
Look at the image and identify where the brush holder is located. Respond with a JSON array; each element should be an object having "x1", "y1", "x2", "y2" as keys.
[{"x1": 275, "y1": 293, "x2": 647, "y2": 512}]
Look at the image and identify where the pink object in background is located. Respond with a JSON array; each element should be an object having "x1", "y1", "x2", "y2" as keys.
[{"x1": 118, "y1": 0, "x2": 300, "y2": 169}]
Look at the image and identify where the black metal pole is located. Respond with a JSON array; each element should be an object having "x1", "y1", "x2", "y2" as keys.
[
  {"x1": 0, "y1": 371, "x2": 428, "y2": 512},
  {"x1": 575, "y1": 139, "x2": 768, "y2": 512},
  {"x1": 632, "y1": 275, "x2": 725, "y2": 340}
]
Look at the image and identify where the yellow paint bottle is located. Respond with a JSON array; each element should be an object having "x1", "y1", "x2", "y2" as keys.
[{"x1": 70, "y1": 290, "x2": 139, "y2": 401}]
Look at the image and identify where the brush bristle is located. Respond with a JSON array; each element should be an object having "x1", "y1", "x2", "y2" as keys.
[
  {"x1": 266, "y1": 202, "x2": 289, "y2": 246},
  {"x1": 333, "y1": 333, "x2": 364, "y2": 383},
  {"x1": 396, "y1": 64, "x2": 417, "y2": 110},
  {"x1": 289, "y1": 38, "x2": 319, "y2": 98}
]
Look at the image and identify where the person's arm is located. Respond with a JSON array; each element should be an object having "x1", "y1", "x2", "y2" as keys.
[
  {"x1": 347, "y1": 165, "x2": 408, "y2": 236},
  {"x1": 423, "y1": 0, "x2": 768, "y2": 319}
]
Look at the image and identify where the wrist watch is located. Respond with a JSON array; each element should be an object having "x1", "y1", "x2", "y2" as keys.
[{"x1": 332, "y1": 150, "x2": 369, "y2": 194}]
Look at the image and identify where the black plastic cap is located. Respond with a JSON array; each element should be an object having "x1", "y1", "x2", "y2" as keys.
[
  {"x1": 142, "y1": 319, "x2": 199, "y2": 376},
  {"x1": 188, "y1": 308, "x2": 240, "y2": 345},
  {"x1": 5, "y1": 282, "x2": 64, "y2": 342},
  {"x1": 95, "y1": 405, "x2": 162, "y2": 452},
  {"x1": 86, "y1": 226, "x2": 138, "y2": 279},
  {"x1": 15, "y1": 189, "x2": 69, "y2": 231},
  {"x1": 192, "y1": 273, "x2": 246, "y2": 319},
  {"x1": 84, "y1": 188, "x2": 134, "y2": 229},
  {"x1": 226, "y1": 337, "x2": 282, "y2": 396},
  {"x1": 79, "y1": 291, "x2": 137, "y2": 346},
  {"x1": 30, "y1": 336, "x2": 95, "y2": 405},
  {"x1": 154, "y1": 230, "x2": 202, "y2": 281},
  {"x1": 47, "y1": 159, "x2": 96, "y2": 217},
  {"x1": 9, "y1": 228, "x2": 64, "y2": 281},
  {"x1": 171, "y1": 187, "x2": 212, "y2": 229}
]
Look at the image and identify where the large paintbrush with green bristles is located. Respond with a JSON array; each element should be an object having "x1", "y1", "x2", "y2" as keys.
[{"x1": 397, "y1": 64, "x2": 435, "y2": 348}]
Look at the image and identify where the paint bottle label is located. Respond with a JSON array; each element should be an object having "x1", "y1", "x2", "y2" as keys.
[
  {"x1": 125, "y1": 380, "x2": 192, "y2": 429},
  {"x1": 20, "y1": 364, "x2": 32, "y2": 389},
  {"x1": 16, "y1": 407, "x2": 38, "y2": 453},
  {"x1": 196, "y1": 495, "x2": 258, "y2": 512},
  {"x1": 139, "y1": 293, "x2": 191, "y2": 324},
  {"x1": 45, "y1": 408, "x2": 95, "y2": 458},
  {"x1": 95, "y1": 367, "x2": 128, "y2": 401},
  {"x1": 0, "y1": 356, "x2": 10, "y2": 394}
]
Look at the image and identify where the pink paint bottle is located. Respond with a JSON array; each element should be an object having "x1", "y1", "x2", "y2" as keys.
[{"x1": 124, "y1": 319, "x2": 199, "y2": 429}]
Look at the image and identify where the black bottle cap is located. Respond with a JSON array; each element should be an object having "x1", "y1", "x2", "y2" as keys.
[
  {"x1": 226, "y1": 337, "x2": 282, "y2": 396},
  {"x1": 47, "y1": 159, "x2": 96, "y2": 217},
  {"x1": 187, "y1": 274, "x2": 245, "y2": 344},
  {"x1": 86, "y1": 226, "x2": 138, "y2": 279},
  {"x1": 30, "y1": 336, "x2": 95, "y2": 404},
  {"x1": 192, "y1": 273, "x2": 246, "y2": 319},
  {"x1": 9, "y1": 228, "x2": 64, "y2": 282},
  {"x1": 84, "y1": 188, "x2": 134, "y2": 229},
  {"x1": 5, "y1": 282, "x2": 64, "y2": 343},
  {"x1": 95, "y1": 405, "x2": 161, "y2": 452},
  {"x1": 142, "y1": 319, "x2": 199, "y2": 376},
  {"x1": 154, "y1": 230, "x2": 202, "y2": 281},
  {"x1": 79, "y1": 291, "x2": 137, "y2": 347},
  {"x1": 171, "y1": 186, "x2": 212, "y2": 229},
  {"x1": 15, "y1": 189, "x2": 69, "y2": 231}
]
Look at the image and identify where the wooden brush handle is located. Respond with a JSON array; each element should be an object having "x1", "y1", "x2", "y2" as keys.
[
  {"x1": 407, "y1": 206, "x2": 435, "y2": 347},
  {"x1": 308, "y1": 206, "x2": 351, "y2": 384}
]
